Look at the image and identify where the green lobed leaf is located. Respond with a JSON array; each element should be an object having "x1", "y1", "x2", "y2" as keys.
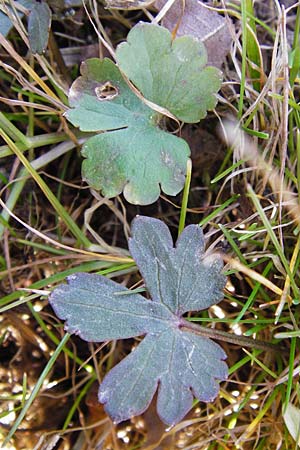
[
  {"x1": 49, "y1": 216, "x2": 227, "y2": 426},
  {"x1": 116, "y1": 22, "x2": 222, "y2": 123},
  {"x1": 66, "y1": 58, "x2": 190, "y2": 205},
  {"x1": 65, "y1": 23, "x2": 222, "y2": 205}
]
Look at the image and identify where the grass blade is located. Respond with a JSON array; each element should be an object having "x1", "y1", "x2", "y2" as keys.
[{"x1": 3, "y1": 333, "x2": 70, "y2": 446}]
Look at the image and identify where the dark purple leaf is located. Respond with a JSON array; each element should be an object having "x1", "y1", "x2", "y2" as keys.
[{"x1": 49, "y1": 216, "x2": 227, "y2": 425}]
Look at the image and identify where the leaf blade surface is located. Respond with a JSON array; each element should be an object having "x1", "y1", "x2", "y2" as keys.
[
  {"x1": 129, "y1": 216, "x2": 226, "y2": 314},
  {"x1": 99, "y1": 328, "x2": 227, "y2": 425},
  {"x1": 49, "y1": 217, "x2": 228, "y2": 425},
  {"x1": 28, "y1": 2, "x2": 51, "y2": 54},
  {"x1": 49, "y1": 272, "x2": 174, "y2": 341},
  {"x1": 65, "y1": 58, "x2": 190, "y2": 205},
  {"x1": 116, "y1": 23, "x2": 222, "y2": 122}
]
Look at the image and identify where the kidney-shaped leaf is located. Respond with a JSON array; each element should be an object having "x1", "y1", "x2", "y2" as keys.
[
  {"x1": 49, "y1": 216, "x2": 227, "y2": 426},
  {"x1": 66, "y1": 58, "x2": 189, "y2": 205},
  {"x1": 116, "y1": 22, "x2": 222, "y2": 123}
]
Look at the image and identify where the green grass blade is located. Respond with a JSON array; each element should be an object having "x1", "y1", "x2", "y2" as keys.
[
  {"x1": 3, "y1": 333, "x2": 70, "y2": 446},
  {"x1": 244, "y1": 0, "x2": 263, "y2": 92},
  {"x1": 178, "y1": 158, "x2": 192, "y2": 236},
  {"x1": 199, "y1": 195, "x2": 238, "y2": 227},
  {"x1": 62, "y1": 376, "x2": 96, "y2": 430},
  {"x1": 234, "y1": 260, "x2": 273, "y2": 323},
  {"x1": 211, "y1": 160, "x2": 245, "y2": 184},
  {"x1": 219, "y1": 224, "x2": 247, "y2": 264},
  {"x1": 284, "y1": 337, "x2": 297, "y2": 411},
  {"x1": 238, "y1": 0, "x2": 248, "y2": 118},
  {"x1": 290, "y1": 4, "x2": 300, "y2": 88},
  {"x1": 247, "y1": 184, "x2": 299, "y2": 299},
  {"x1": 0, "y1": 129, "x2": 90, "y2": 247},
  {"x1": 0, "y1": 139, "x2": 84, "y2": 239},
  {"x1": 0, "y1": 112, "x2": 31, "y2": 147},
  {"x1": 27, "y1": 302, "x2": 94, "y2": 373}
]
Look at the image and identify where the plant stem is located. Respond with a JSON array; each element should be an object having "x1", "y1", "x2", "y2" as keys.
[{"x1": 180, "y1": 318, "x2": 278, "y2": 352}]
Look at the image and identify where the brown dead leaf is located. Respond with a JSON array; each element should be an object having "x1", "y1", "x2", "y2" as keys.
[{"x1": 155, "y1": 0, "x2": 232, "y2": 68}]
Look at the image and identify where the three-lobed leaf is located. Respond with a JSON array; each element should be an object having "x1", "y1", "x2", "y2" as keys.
[
  {"x1": 66, "y1": 58, "x2": 189, "y2": 205},
  {"x1": 49, "y1": 216, "x2": 228, "y2": 426},
  {"x1": 65, "y1": 22, "x2": 222, "y2": 205}
]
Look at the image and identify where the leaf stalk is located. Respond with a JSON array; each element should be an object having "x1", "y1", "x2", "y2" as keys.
[{"x1": 180, "y1": 318, "x2": 278, "y2": 352}]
